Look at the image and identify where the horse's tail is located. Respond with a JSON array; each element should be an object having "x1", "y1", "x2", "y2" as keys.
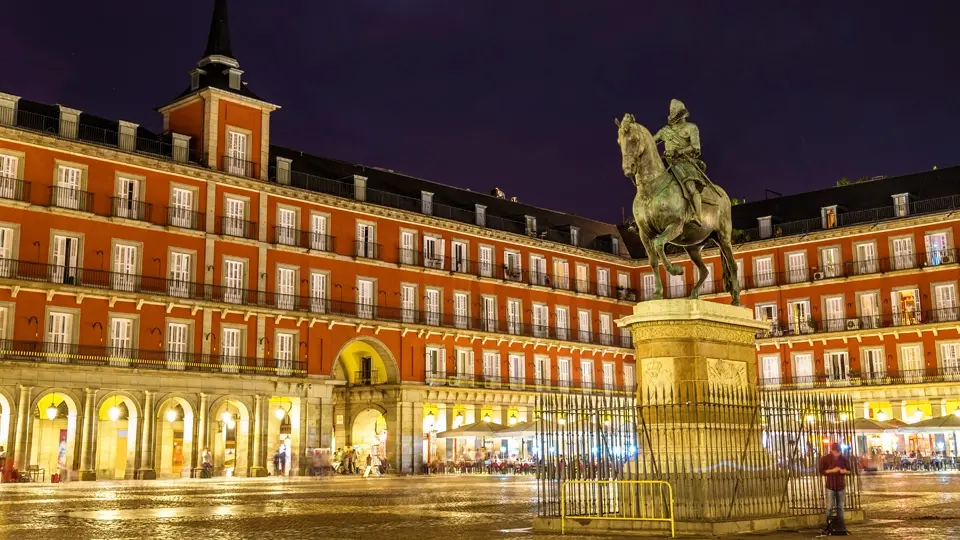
[{"x1": 719, "y1": 233, "x2": 734, "y2": 295}]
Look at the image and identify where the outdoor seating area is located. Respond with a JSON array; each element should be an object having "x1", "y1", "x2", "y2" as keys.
[
  {"x1": 856, "y1": 415, "x2": 960, "y2": 472},
  {"x1": 424, "y1": 419, "x2": 538, "y2": 475}
]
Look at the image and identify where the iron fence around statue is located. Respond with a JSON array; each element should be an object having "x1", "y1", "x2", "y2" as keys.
[{"x1": 535, "y1": 385, "x2": 860, "y2": 523}]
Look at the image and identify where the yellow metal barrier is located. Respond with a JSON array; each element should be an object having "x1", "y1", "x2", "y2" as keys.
[{"x1": 560, "y1": 480, "x2": 675, "y2": 537}]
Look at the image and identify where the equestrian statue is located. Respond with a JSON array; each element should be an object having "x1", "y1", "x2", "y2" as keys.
[{"x1": 616, "y1": 99, "x2": 741, "y2": 305}]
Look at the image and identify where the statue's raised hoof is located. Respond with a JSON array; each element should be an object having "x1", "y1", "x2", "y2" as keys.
[{"x1": 665, "y1": 264, "x2": 683, "y2": 276}]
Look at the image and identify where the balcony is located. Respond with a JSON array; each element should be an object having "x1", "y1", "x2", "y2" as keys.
[
  {"x1": 271, "y1": 227, "x2": 336, "y2": 253},
  {"x1": 220, "y1": 155, "x2": 259, "y2": 179},
  {"x1": 421, "y1": 371, "x2": 631, "y2": 395},
  {"x1": 353, "y1": 369, "x2": 379, "y2": 386},
  {"x1": 111, "y1": 197, "x2": 152, "y2": 222},
  {"x1": 0, "y1": 339, "x2": 304, "y2": 377},
  {"x1": 217, "y1": 216, "x2": 258, "y2": 240},
  {"x1": 166, "y1": 206, "x2": 206, "y2": 231},
  {"x1": 757, "y1": 307, "x2": 959, "y2": 340},
  {"x1": 49, "y1": 186, "x2": 94, "y2": 213},
  {"x1": 0, "y1": 176, "x2": 30, "y2": 203},
  {"x1": 760, "y1": 366, "x2": 960, "y2": 391},
  {"x1": 354, "y1": 240, "x2": 382, "y2": 260}
]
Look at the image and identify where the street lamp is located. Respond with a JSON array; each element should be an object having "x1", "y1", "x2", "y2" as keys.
[
  {"x1": 954, "y1": 407, "x2": 960, "y2": 418},
  {"x1": 275, "y1": 403, "x2": 291, "y2": 421},
  {"x1": 425, "y1": 412, "x2": 435, "y2": 431},
  {"x1": 483, "y1": 413, "x2": 491, "y2": 423},
  {"x1": 108, "y1": 396, "x2": 122, "y2": 422},
  {"x1": 46, "y1": 393, "x2": 59, "y2": 421},
  {"x1": 508, "y1": 414, "x2": 517, "y2": 426},
  {"x1": 166, "y1": 408, "x2": 178, "y2": 423},
  {"x1": 876, "y1": 411, "x2": 888, "y2": 421}
]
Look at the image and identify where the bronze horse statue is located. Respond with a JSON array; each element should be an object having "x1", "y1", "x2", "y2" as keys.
[{"x1": 616, "y1": 113, "x2": 740, "y2": 305}]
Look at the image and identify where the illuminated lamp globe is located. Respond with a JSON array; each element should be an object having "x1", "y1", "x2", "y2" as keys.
[
  {"x1": 221, "y1": 411, "x2": 233, "y2": 424},
  {"x1": 876, "y1": 411, "x2": 887, "y2": 421},
  {"x1": 108, "y1": 406, "x2": 122, "y2": 422},
  {"x1": 226, "y1": 418, "x2": 236, "y2": 430},
  {"x1": 166, "y1": 409, "x2": 178, "y2": 423},
  {"x1": 483, "y1": 414, "x2": 491, "y2": 423},
  {"x1": 275, "y1": 407, "x2": 286, "y2": 421},
  {"x1": 508, "y1": 415, "x2": 517, "y2": 426},
  {"x1": 954, "y1": 407, "x2": 960, "y2": 418},
  {"x1": 46, "y1": 404, "x2": 58, "y2": 421}
]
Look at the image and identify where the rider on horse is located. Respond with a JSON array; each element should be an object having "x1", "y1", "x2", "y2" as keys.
[{"x1": 653, "y1": 99, "x2": 712, "y2": 227}]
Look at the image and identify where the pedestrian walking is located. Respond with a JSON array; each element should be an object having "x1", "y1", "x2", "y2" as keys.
[
  {"x1": 819, "y1": 442, "x2": 850, "y2": 535},
  {"x1": 201, "y1": 448, "x2": 213, "y2": 478},
  {"x1": 363, "y1": 453, "x2": 381, "y2": 478},
  {"x1": 278, "y1": 444, "x2": 287, "y2": 476}
]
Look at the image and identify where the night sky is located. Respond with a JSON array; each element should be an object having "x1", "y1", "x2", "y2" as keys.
[{"x1": 6, "y1": 1, "x2": 959, "y2": 222}]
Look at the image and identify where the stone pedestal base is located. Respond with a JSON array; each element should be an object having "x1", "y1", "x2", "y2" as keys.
[
  {"x1": 134, "y1": 468, "x2": 156, "y2": 480},
  {"x1": 249, "y1": 466, "x2": 268, "y2": 477},
  {"x1": 78, "y1": 470, "x2": 97, "y2": 481}
]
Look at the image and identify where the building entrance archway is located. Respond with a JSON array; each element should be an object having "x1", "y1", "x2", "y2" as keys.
[
  {"x1": 350, "y1": 408, "x2": 387, "y2": 465},
  {"x1": 0, "y1": 391, "x2": 12, "y2": 454},
  {"x1": 95, "y1": 394, "x2": 139, "y2": 480},
  {"x1": 29, "y1": 391, "x2": 78, "y2": 481},
  {"x1": 155, "y1": 396, "x2": 195, "y2": 478},
  {"x1": 210, "y1": 398, "x2": 250, "y2": 477}
]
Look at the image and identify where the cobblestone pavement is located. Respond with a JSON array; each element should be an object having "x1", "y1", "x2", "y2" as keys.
[{"x1": 1, "y1": 473, "x2": 959, "y2": 539}]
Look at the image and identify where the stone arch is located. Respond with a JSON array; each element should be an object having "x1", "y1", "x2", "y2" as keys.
[
  {"x1": 206, "y1": 395, "x2": 252, "y2": 477},
  {"x1": 94, "y1": 390, "x2": 142, "y2": 480},
  {"x1": 28, "y1": 388, "x2": 81, "y2": 478},
  {"x1": 0, "y1": 387, "x2": 16, "y2": 452},
  {"x1": 154, "y1": 393, "x2": 198, "y2": 478},
  {"x1": 95, "y1": 390, "x2": 143, "y2": 421},
  {"x1": 331, "y1": 336, "x2": 400, "y2": 384},
  {"x1": 29, "y1": 388, "x2": 81, "y2": 417}
]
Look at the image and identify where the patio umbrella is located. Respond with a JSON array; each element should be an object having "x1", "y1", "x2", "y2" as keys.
[
  {"x1": 435, "y1": 420, "x2": 507, "y2": 439},
  {"x1": 497, "y1": 419, "x2": 538, "y2": 438},
  {"x1": 884, "y1": 418, "x2": 908, "y2": 428},
  {"x1": 854, "y1": 417, "x2": 899, "y2": 433},
  {"x1": 900, "y1": 414, "x2": 960, "y2": 433}
]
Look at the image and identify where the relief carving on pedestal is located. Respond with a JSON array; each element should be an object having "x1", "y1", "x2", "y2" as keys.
[
  {"x1": 707, "y1": 358, "x2": 747, "y2": 388},
  {"x1": 641, "y1": 357, "x2": 675, "y2": 400}
]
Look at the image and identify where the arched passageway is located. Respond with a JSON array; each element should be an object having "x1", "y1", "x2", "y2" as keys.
[
  {"x1": 209, "y1": 398, "x2": 250, "y2": 477},
  {"x1": 95, "y1": 393, "x2": 140, "y2": 480},
  {"x1": 29, "y1": 391, "x2": 78, "y2": 481},
  {"x1": 154, "y1": 396, "x2": 195, "y2": 478}
]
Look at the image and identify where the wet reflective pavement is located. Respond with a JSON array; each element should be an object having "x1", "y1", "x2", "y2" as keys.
[{"x1": 1, "y1": 473, "x2": 959, "y2": 539}]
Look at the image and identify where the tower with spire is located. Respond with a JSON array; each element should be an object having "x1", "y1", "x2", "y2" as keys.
[{"x1": 158, "y1": 0, "x2": 278, "y2": 181}]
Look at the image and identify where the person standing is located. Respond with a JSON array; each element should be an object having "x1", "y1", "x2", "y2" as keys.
[
  {"x1": 819, "y1": 442, "x2": 851, "y2": 532},
  {"x1": 278, "y1": 444, "x2": 287, "y2": 476},
  {"x1": 201, "y1": 448, "x2": 213, "y2": 478}
]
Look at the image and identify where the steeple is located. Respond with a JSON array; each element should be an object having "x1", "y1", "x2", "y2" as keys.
[{"x1": 202, "y1": 0, "x2": 234, "y2": 63}]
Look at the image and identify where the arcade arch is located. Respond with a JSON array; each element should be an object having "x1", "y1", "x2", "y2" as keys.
[
  {"x1": 155, "y1": 395, "x2": 196, "y2": 478},
  {"x1": 332, "y1": 337, "x2": 399, "y2": 385},
  {"x1": 209, "y1": 397, "x2": 250, "y2": 477},
  {"x1": 29, "y1": 390, "x2": 79, "y2": 480},
  {"x1": 95, "y1": 392, "x2": 140, "y2": 480}
]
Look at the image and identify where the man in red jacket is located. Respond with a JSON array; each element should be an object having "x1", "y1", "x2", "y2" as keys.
[{"x1": 819, "y1": 442, "x2": 851, "y2": 531}]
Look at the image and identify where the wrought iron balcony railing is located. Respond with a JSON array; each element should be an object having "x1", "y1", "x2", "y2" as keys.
[
  {"x1": 270, "y1": 227, "x2": 336, "y2": 253},
  {"x1": 759, "y1": 366, "x2": 960, "y2": 391},
  {"x1": 423, "y1": 372, "x2": 630, "y2": 394},
  {"x1": 110, "y1": 197, "x2": 152, "y2": 222},
  {"x1": 0, "y1": 176, "x2": 31, "y2": 203},
  {"x1": 217, "y1": 216, "x2": 258, "y2": 240},
  {"x1": 166, "y1": 206, "x2": 206, "y2": 231},
  {"x1": 755, "y1": 307, "x2": 959, "y2": 340},
  {"x1": 220, "y1": 155, "x2": 259, "y2": 179},
  {"x1": 49, "y1": 186, "x2": 95, "y2": 213}
]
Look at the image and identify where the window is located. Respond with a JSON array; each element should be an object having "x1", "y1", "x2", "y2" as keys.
[
  {"x1": 942, "y1": 342, "x2": 960, "y2": 375},
  {"x1": 599, "y1": 313, "x2": 613, "y2": 345},
  {"x1": 668, "y1": 271, "x2": 685, "y2": 298},
  {"x1": 760, "y1": 355, "x2": 781, "y2": 383},
  {"x1": 819, "y1": 247, "x2": 841, "y2": 278},
  {"x1": 277, "y1": 207, "x2": 297, "y2": 246},
  {"x1": 354, "y1": 176, "x2": 367, "y2": 201},
  {"x1": 451, "y1": 241, "x2": 468, "y2": 273},
  {"x1": 309, "y1": 272, "x2": 327, "y2": 314},
  {"x1": 51, "y1": 234, "x2": 80, "y2": 285},
  {"x1": 507, "y1": 299, "x2": 522, "y2": 335},
  {"x1": 482, "y1": 351, "x2": 500, "y2": 384},
  {"x1": 755, "y1": 303, "x2": 778, "y2": 335},
  {"x1": 617, "y1": 272, "x2": 631, "y2": 299},
  {"x1": 482, "y1": 295, "x2": 497, "y2": 332},
  {"x1": 55, "y1": 165, "x2": 82, "y2": 209},
  {"x1": 221, "y1": 327, "x2": 242, "y2": 373},
  {"x1": 529, "y1": 254, "x2": 547, "y2": 285},
  {"x1": 115, "y1": 176, "x2": 142, "y2": 220},
  {"x1": 580, "y1": 359, "x2": 594, "y2": 390},
  {"x1": 597, "y1": 268, "x2": 611, "y2": 297},
  {"x1": 109, "y1": 316, "x2": 135, "y2": 361},
  {"x1": 555, "y1": 306, "x2": 569, "y2": 341},
  {"x1": 641, "y1": 274, "x2": 656, "y2": 300},
  {"x1": 736, "y1": 259, "x2": 744, "y2": 289},
  {"x1": 421, "y1": 191, "x2": 433, "y2": 215},
  {"x1": 532, "y1": 303, "x2": 548, "y2": 338},
  {"x1": 858, "y1": 292, "x2": 880, "y2": 329},
  {"x1": 934, "y1": 284, "x2": 958, "y2": 322},
  {"x1": 619, "y1": 326, "x2": 631, "y2": 348},
  {"x1": 276, "y1": 332, "x2": 295, "y2": 376},
  {"x1": 892, "y1": 193, "x2": 910, "y2": 217},
  {"x1": 891, "y1": 236, "x2": 915, "y2": 270},
  {"x1": 0, "y1": 305, "x2": 7, "y2": 341},
  {"x1": 557, "y1": 357, "x2": 571, "y2": 387},
  {"x1": 861, "y1": 348, "x2": 884, "y2": 380},
  {"x1": 168, "y1": 251, "x2": 192, "y2": 297},
  {"x1": 575, "y1": 263, "x2": 589, "y2": 293},
  {"x1": 170, "y1": 187, "x2": 195, "y2": 228},
  {"x1": 226, "y1": 130, "x2": 249, "y2": 176},
  {"x1": 276, "y1": 267, "x2": 296, "y2": 310},
  {"x1": 508, "y1": 353, "x2": 525, "y2": 385},
  {"x1": 891, "y1": 288, "x2": 921, "y2": 326},
  {"x1": 399, "y1": 231, "x2": 416, "y2": 265},
  {"x1": 504, "y1": 250, "x2": 522, "y2": 281},
  {"x1": 924, "y1": 232, "x2": 950, "y2": 266},
  {"x1": 786, "y1": 252, "x2": 807, "y2": 283},
  {"x1": 793, "y1": 353, "x2": 814, "y2": 385},
  {"x1": 0, "y1": 153, "x2": 20, "y2": 199},
  {"x1": 112, "y1": 243, "x2": 138, "y2": 292},
  {"x1": 899, "y1": 344, "x2": 923, "y2": 380},
  {"x1": 570, "y1": 227, "x2": 579, "y2": 247},
  {"x1": 623, "y1": 364, "x2": 636, "y2": 392},
  {"x1": 46, "y1": 311, "x2": 74, "y2": 355},
  {"x1": 525, "y1": 215, "x2": 537, "y2": 236},
  {"x1": 825, "y1": 351, "x2": 850, "y2": 382},
  {"x1": 223, "y1": 259, "x2": 245, "y2": 304},
  {"x1": 426, "y1": 346, "x2": 445, "y2": 378},
  {"x1": 824, "y1": 296, "x2": 844, "y2": 332},
  {"x1": 577, "y1": 309, "x2": 591, "y2": 343},
  {"x1": 854, "y1": 242, "x2": 877, "y2": 274},
  {"x1": 475, "y1": 204, "x2": 486, "y2": 227},
  {"x1": 423, "y1": 235, "x2": 444, "y2": 269},
  {"x1": 166, "y1": 322, "x2": 189, "y2": 370},
  {"x1": 754, "y1": 256, "x2": 774, "y2": 287},
  {"x1": 224, "y1": 197, "x2": 246, "y2": 237},
  {"x1": 424, "y1": 288, "x2": 441, "y2": 326},
  {"x1": 786, "y1": 300, "x2": 811, "y2": 334},
  {"x1": 310, "y1": 213, "x2": 329, "y2": 251},
  {"x1": 602, "y1": 362, "x2": 615, "y2": 391},
  {"x1": 553, "y1": 259, "x2": 570, "y2": 289},
  {"x1": 698, "y1": 263, "x2": 714, "y2": 294},
  {"x1": 355, "y1": 222, "x2": 376, "y2": 258},
  {"x1": 453, "y1": 292, "x2": 469, "y2": 329},
  {"x1": 357, "y1": 278, "x2": 375, "y2": 319},
  {"x1": 821, "y1": 205, "x2": 837, "y2": 229},
  {"x1": 454, "y1": 348, "x2": 474, "y2": 382},
  {"x1": 479, "y1": 245, "x2": 494, "y2": 277},
  {"x1": 400, "y1": 285, "x2": 417, "y2": 323},
  {"x1": 758, "y1": 216, "x2": 772, "y2": 239},
  {"x1": 0, "y1": 226, "x2": 13, "y2": 277}
]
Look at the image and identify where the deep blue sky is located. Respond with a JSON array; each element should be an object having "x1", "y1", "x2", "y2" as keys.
[{"x1": 5, "y1": 1, "x2": 958, "y2": 222}]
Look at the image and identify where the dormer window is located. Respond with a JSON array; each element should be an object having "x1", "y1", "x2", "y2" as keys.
[
  {"x1": 226, "y1": 68, "x2": 243, "y2": 91},
  {"x1": 821, "y1": 205, "x2": 837, "y2": 229},
  {"x1": 190, "y1": 70, "x2": 201, "y2": 91},
  {"x1": 421, "y1": 191, "x2": 434, "y2": 215},
  {"x1": 758, "y1": 216, "x2": 772, "y2": 239},
  {"x1": 892, "y1": 193, "x2": 910, "y2": 217},
  {"x1": 57, "y1": 105, "x2": 81, "y2": 139},
  {"x1": 275, "y1": 157, "x2": 292, "y2": 185},
  {"x1": 612, "y1": 237, "x2": 620, "y2": 255},
  {"x1": 570, "y1": 226, "x2": 580, "y2": 247},
  {"x1": 525, "y1": 215, "x2": 537, "y2": 236},
  {"x1": 354, "y1": 176, "x2": 367, "y2": 202},
  {"x1": 475, "y1": 204, "x2": 486, "y2": 227}
]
